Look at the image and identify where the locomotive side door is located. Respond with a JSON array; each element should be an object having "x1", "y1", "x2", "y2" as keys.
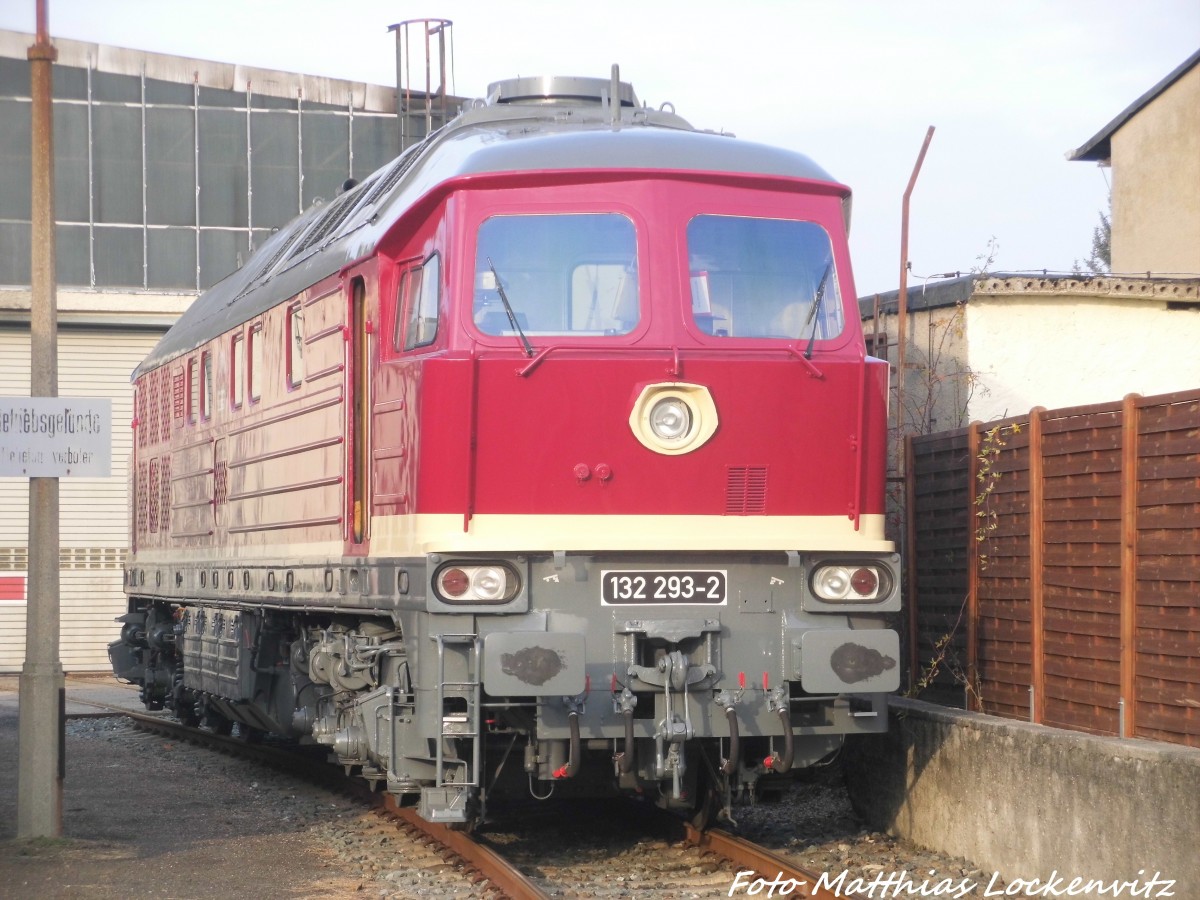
[{"x1": 348, "y1": 276, "x2": 373, "y2": 546}]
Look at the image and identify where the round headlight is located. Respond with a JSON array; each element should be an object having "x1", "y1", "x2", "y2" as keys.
[
  {"x1": 472, "y1": 566, "x2": 507, "y2": 601},
  {"x1": 650, "y1": 397, "x2": 692, "y2": 441},
  {"x1": 813, "y1": 566, "x2": 851, "y2": 600}
]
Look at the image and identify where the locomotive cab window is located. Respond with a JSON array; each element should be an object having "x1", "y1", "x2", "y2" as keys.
[
  {"x1": 474, "y1": 214, "x2": 638, "y2": 337},
  {"x1": 687, "y1": 216, "x2": 844, "y2": 341}
]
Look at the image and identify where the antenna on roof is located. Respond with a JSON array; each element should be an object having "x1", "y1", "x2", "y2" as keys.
[{"x1": 609, "y1": 64, "x2": 621, "y2": 128}]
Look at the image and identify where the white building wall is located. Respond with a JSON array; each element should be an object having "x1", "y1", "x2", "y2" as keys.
[{"x1": 964, "y1": 295, "x2": 1200, "y2": 422}]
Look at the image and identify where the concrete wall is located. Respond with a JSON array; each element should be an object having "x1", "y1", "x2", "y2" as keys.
[
  {"x1": 862, "y1": 276, "x2": 1200, "y2": 430},
  {"x1": 964, "y1": 286, "x2": 1200, "y2": 421},
  {"x1": 1111, "y1": 64, "x2": 1200, "y2": 277},
  {"x1": 845, "y1": 698, "x2": 1200, "y2": 895},
  {"x1": 896, "y1": 302, "x2": 974, "y2": 435}
]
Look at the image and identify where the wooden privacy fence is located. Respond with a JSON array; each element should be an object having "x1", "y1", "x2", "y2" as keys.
[{"x1": 906, "y1": 389, "x2": 1200, "y2": 748}]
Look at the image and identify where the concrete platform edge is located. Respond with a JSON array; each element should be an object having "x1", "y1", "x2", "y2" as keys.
[{"x1": 844, "y1": 696, "x2": 1199, "y2": 894}]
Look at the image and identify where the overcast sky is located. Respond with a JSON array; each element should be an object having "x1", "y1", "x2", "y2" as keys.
[{"x1": 2, "y1": 0, "x2": 1198, "y2": 295}]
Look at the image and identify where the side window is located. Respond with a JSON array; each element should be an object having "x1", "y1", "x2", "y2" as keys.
[
  {"x1": 230, "y1": 332, "x2": 244, "y2": 409},
  {"x1": 200, "y1": 351, "x2": 213, "y2": 420},
  {"x1": 186, "y1": 357, "x2": 198, "y2": 424},
  {"x1": 405, "y1": 253, "x2": 440, "y2": 350},
  {"x1": 287, "y1": 303, "x2": 306, "y2": 388},
  {"x1": 248, "y1": 322, "x2": 263, "y2": 403},
  {"x1": 392, "y1": 270, "x2": 411, "y2": 351}
]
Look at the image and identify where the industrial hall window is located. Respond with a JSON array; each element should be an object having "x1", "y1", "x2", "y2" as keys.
[{"x1": 0, "y1": 54, "x2": 397, "y2": 291}]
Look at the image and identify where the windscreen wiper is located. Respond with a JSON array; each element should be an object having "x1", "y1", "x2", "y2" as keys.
[
  {"x1": 487, "y1": 257, "x2": 534, "y2": 358},
  {"x1": 803, "y1": 262, "x2": 833, "y2": 360}
]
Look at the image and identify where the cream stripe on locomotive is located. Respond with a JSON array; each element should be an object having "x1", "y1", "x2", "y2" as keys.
[
  {"x1": 372, "y1": 512, "x2": 892, "y2": 555},
  {"x1": 128, "y1": 513, "x2": 890, "y2": 565}
]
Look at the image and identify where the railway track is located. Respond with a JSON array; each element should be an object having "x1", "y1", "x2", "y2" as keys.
[
  {"x1": 67, "y1": 705, "x2": 854, "y2": 899},
  {"x1": 682, "y1": 823, "x2": 851, "y2": 899}
]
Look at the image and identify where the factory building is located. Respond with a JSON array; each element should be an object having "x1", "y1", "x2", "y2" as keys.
[{"x1": 0, "y1": 26, "x2": 451, "y2": 669}]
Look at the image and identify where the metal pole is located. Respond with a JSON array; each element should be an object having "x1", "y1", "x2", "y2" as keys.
[
  {"x1": 895, "y1": 126, "x2": 935, "y2": 464},
  {"x1": 18, "y1": 0, "x2": 64, "y2": 838}
]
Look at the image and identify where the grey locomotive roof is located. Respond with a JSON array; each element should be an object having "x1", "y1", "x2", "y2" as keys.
[{"x1": 134, "y1": 78, "x2": 842, "y2": 379}]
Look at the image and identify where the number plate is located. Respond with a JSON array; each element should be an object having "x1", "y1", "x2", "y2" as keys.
[{"x1": 600, "y1": 570, "x2": 727, "y2": 605}]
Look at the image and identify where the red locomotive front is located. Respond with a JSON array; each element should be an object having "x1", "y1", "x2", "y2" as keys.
[{"x1": 114, "y1": 74, "x2": 899, "y2": 827}]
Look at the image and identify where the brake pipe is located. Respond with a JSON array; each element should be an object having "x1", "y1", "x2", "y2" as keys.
[
  {"x1": 552, "y1": 709, "x2": 581, "y2": 779},
  {"x1": 720, "y1": 705, "x2": 741, "y2": 776},
  {"x1": 612, "y1": 674, "x2": 636, "y2": 774},
  {"x1": 764, "y1": 706, "x2": 794, "y2": 774},
  {"x1": 762, "y1": 676, "x2": 793, "y2": 774}
]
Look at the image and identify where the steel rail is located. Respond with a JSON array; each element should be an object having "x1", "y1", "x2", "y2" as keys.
[
  {"x1": 683, "y1": 823, "x2": 854, "y2": 900},
  {"x1": 380, "y1": 800, "x2": 551, "y2": 900}
]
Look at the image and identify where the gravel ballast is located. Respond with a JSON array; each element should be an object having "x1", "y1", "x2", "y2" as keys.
[{"x1": 1, "y1": 705, "x2": 1002, "y2": 898}]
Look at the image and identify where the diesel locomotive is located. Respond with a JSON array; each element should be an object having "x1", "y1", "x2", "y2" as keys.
[{"x1": 110, "y1": 70, "x2": 900, "y2": 827}]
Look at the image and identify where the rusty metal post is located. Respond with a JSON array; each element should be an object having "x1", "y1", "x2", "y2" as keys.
[
  {"x1": 894, "y1": 127, "x2": 935, "y2": 469},
  {"x1": 904, "y1": 432, "x2": 919, "y2": 690},
  {"x1": 18, "y1": 0, "x2": 64, "y2": 838}
]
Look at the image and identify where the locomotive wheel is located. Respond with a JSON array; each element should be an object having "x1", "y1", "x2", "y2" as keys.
[
  {"x1": 687, "y1": 749, "x2": 724, "y2": 831},
  {"x1": 234, "y1": 723, "x2": 265, "y2": 744},
  {"x1": 688, "y1": 778, "x2": 720, "y2": 831}
]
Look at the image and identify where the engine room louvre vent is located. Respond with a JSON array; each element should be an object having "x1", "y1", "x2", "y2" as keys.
[
  {"x1": 362, "y1": 140, "x2": 428, "y2": 208},
  {"x1": 288, "y1": 186, "x2": 362, "y2": 260},
  {"x1": 725, "y1": 466, "x2": 768, "y2": 515},
  {"x1": 172, "y1": 370, "x2": 185, "y2": 421},
  {"x1": 214, "y1": 460, "x2": 228, "y2": 507}
]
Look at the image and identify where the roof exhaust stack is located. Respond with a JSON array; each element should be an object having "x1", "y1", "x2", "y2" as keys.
[{"x1": 485, "y1": 73, "x2": 638, "y2": 108}]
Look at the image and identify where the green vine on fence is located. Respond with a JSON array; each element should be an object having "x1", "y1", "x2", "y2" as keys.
[{"x1": 975, "y1": 423, "x2": 1006, "y2": 570}]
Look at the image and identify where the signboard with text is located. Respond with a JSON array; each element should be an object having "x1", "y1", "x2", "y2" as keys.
[{"x1": 0, "y1": 398, "x2": 112, "y2": 477}]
